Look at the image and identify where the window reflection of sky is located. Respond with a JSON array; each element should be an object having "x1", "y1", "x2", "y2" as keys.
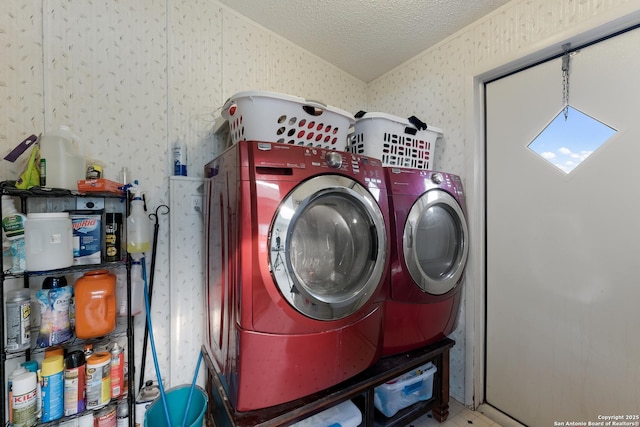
[{"x1": 528, "y1": 106, "x2": 617, "y2": 173}]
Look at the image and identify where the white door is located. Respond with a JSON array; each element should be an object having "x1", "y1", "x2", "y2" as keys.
[{"x1": 485, "y1": 28, "x2": 640, "y2": 425}]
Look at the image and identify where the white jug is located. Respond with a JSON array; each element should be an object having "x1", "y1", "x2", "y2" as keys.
[{"x1": 39, "y1": 125, "x2": 85, "y2": 190}]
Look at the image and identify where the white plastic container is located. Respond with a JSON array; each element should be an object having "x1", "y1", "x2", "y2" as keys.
[
  {"x1": 39, "y1": 125, "x2": 86, "y2": 190},
  {"x1": 222, "y1": 90, "x2": 355, "y2": 151},
  {"x1": 24, "y1": 212, "x2": 74, "y2": 271},
  {"x1": 374, "y1": 362, "x2": 437, "y2": 417},
  {"x1": 349, "y1": 112, "x2": 443, "y2": 170},
  {"x1": 290, "y1": 400, "x2": 362, "y2": 427},
  {"x1": 127, "y1": 260, "x2": 145, "y2": 316}
]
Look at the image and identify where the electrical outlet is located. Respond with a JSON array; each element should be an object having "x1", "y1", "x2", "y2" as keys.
[
  {"x1": 76, "y1": 198, "x2": 105, "y2": 210},
  {"x1": 191, "y1": 195, "x2": 203, "y2": 214}
]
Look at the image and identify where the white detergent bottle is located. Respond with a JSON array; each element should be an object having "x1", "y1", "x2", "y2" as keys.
[{"x1": 39, "y1": 125, "x2": 85, "y2": 190}]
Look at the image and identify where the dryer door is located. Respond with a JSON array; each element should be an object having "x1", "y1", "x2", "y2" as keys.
[
  {"x1": 269, "y1": 175, "x2": 387, "y2": 321},
  {"x1": 403, "y1": 187, "x2": 468, "y2": 295}
]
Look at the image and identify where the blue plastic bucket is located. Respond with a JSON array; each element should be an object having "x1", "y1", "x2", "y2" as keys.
[{"x1": 144, "y1": 385, "x2": 208, "y2": 427}]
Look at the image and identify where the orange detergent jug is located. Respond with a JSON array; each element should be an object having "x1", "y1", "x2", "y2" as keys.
[{"x1": 74, "y1": 270, "x2": 116, "y2": 339}]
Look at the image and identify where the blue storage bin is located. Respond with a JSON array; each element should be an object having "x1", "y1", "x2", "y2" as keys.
[
  {"x1": 291, "y1": 399, "x2": 362, "y2": 427},
  {"x1": 374, "y1": 362, "x2": 437, "y2": 417}
]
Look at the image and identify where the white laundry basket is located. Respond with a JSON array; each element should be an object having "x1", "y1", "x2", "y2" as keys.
[
  {"x1": 349, "y1": 112, "x2": 443, "y2": 170},
  {"x1": 222, "y1": 90, "x2": 355, "y2": 150}
]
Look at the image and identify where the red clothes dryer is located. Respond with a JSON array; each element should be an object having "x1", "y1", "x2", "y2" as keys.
[
  {"x1": 382, "y1": 167, "x2": 468, "y2": 356},
  {"x1": 204, "y1": 141, "x2": 390, "y2": 411}
]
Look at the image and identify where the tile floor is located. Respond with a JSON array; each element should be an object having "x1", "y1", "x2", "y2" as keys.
[{"x1": 407, "y1": 399, "x2": 501, "y2": 427}]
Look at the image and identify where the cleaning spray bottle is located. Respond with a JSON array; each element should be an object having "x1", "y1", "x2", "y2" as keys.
[{"x1": 126, "y1": 184, "x2": 151, "y2": 254}]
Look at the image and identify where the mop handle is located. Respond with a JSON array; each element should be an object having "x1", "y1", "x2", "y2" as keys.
[
  {"x1": 142, "y1": 256, "x2": 173, "y2": 427},
  {"x1": 181, "y1": 350, "x2": 203, "y2": 427}
]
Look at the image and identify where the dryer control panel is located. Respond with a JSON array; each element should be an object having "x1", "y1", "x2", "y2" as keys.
[{"x1": 251, "y1": 141, "x2": 385, "y2": 188}]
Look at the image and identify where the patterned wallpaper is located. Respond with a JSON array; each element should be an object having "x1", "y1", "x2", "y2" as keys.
[
  {"x1": 1, "y1": 0, "x2": 635, "y2": 407},
  {"x1": 169, "y1": 177, "x2": 205, "y2": 388},
  {"x1": 1, "y1": 0, "x2": 44, "y2": 181}
]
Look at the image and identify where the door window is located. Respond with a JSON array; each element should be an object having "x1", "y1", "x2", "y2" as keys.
[{"x1": 528, "y1": 106, "x2": 617, "y2": 174}]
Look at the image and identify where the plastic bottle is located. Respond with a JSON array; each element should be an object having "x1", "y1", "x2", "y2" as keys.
[
  {"x1": 2, "y1": 196, "x2": 26, "y2": 239},
  {"x1": 129, "y1": 259, "x2": 145, "y2": 316},
  {"x1": 38, "y1": 125, "x2": 85, "y2": 189},
  {"x1": 36, "y1": 276, "x2": 73, "y2": 347},
  {"x1": 173, "y1": 137, "x2": 187, "y2": 176},
  {"x1": 2, "y1": 238, "x2": 12, "y2": 272},
  {"x1": 41, "y1": 354, "x2": 64, "y2": 422},
  {"x1": 115, "y1": 269, "x2": 127, "y2": 317},
  {"x1": 126, "y1": 185, "x2": 151, "y2": 254},
  {"x1": 1, "y1": 195, "x2": 27, "y2": 272}
]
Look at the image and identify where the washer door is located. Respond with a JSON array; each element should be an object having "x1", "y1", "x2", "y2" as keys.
[
  {"x1": 403, "y1": 189, "x2": 468, "y2": 295},
  {"x1": 269, "y1": 175, "x2": 387, "y2": 320}
]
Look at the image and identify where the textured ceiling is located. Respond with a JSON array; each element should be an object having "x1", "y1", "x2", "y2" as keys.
[{"x1": 217, "y1": 0, "x2": 513, "y2": 82}]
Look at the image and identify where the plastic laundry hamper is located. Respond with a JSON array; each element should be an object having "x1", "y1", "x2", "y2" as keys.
[
  {"x1": 348, "y1": 112, "x2": 443, "y2": 170},
  {"x1": 222, "y1": 90, "x2": 355, "y2": 151}
]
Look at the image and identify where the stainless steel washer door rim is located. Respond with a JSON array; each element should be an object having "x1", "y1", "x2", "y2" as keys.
[
  {"x1": 403, "y1": 189, "x2": 468, "y2": 295},
  {"x1": 269, "y1": 175, "x2": 387, "y2": 321}
]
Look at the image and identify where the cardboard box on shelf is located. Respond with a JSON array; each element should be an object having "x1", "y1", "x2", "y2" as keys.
[{"x1": 77, "y1": 179, "x2": 123, "y2": 194}]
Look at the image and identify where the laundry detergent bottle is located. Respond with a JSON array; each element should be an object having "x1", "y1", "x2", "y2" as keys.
[
  {"x1": 36, "y1": 276, "x2": 73, "y2": 347},
  {"x1": 74, "y1": 270, "x2": 117, "y2": 339}
]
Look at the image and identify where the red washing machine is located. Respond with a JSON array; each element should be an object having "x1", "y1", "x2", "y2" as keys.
[
  {"x1": 204, "y1": 141, "x2": 390, "y2": 411},
  {"x1": 382, "y1": 167, "x2": 469, "y2": 356}
]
